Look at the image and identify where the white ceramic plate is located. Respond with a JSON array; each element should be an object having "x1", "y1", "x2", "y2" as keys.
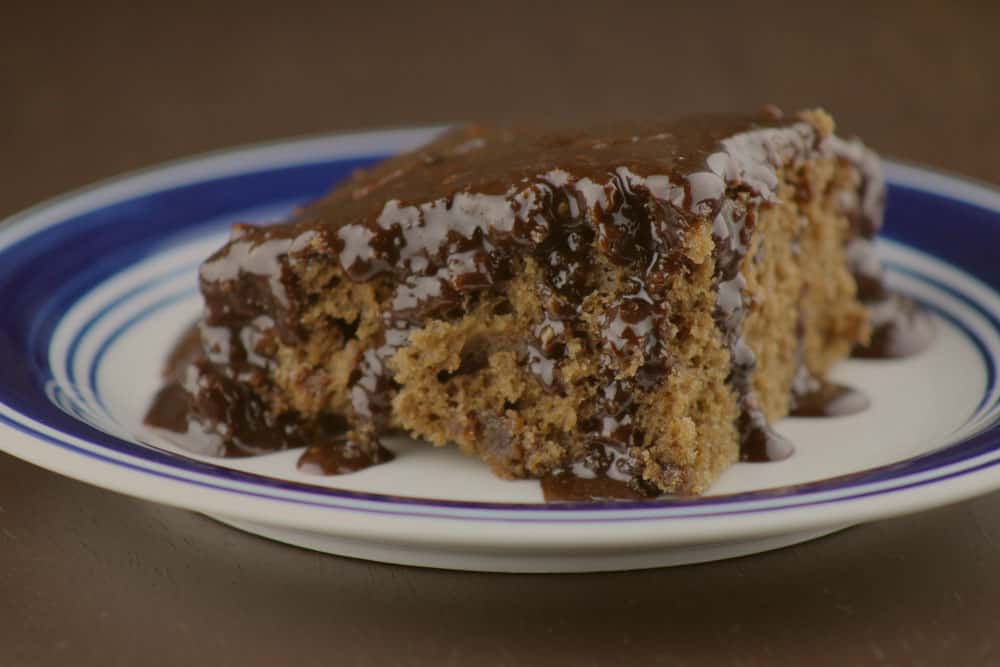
[{"x1": 1, "y1": 127, "x2": 998, "y2": 572}]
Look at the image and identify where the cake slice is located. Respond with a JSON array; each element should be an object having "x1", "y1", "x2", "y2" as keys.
[{"x1": 149, "y1": 107, "x2": 881, "y2": 496}]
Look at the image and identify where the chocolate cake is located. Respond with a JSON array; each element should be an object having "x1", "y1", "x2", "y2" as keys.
[{"x1": 147, "y1": 107, "x2": 909, "y2": 497}]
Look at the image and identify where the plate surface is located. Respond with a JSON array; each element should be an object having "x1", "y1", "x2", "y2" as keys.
[{"x1": 1, "y1": 128, "x2": 999, "y2": 572}]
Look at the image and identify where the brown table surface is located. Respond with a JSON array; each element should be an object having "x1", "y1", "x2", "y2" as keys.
[{"x1": 3, "y1": 2, "x2": 1000, "y2": 665}]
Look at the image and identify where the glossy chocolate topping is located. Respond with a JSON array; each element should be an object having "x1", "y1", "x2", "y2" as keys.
[
  {"x1": 829, "y1": 135, "x2": 935, "y2": 361},
  {"x1": 789, "y1": 360, "x2": 870, "y2": 418}
]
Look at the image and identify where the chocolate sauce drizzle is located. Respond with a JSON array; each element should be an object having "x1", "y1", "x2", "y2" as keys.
[
  {"x1": 537, "y1": 129, "x2": 931, "y2": 501},
  {"x1": 142, "y1": 112, "x2": 933, "y2": 502},
  {"x1": 789, "y1": 379, "x2": 869, "y2": 418},
  {"x1": 144, "y1": 321, "x2": 396, "y2": 471},
  {"x1": 788, "y1": 351, "x2": 869, "y2": 419},
  {"x1": 540, "y1": 443, "x2": 657, "y2": 501},
  {"x1": 831, "y1": 135, "x2": 935, "y2": 361}
]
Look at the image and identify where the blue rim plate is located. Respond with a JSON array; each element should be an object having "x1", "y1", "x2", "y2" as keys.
[{"x1": 1, "y1": 128, "x2": 999, "y2": 571}]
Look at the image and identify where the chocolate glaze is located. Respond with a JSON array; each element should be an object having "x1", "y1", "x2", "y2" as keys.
[
  {"x1": 541, "y1": 443, "x2": 659, "y2": 501},
  {"x1": 785, "y1": 318, "x2": 870, "y2": 420},
  {"x1": 852, "y1": 292, "x2": 935, "y2": 359},
  {"x1": 144, "y1": 110, "x2": 932, "y2": 497},
  {"x1": 829, "y1": 135, "x2": 935, "y2": 362},
  {"x1": 297, "y1": 438, "x2": 394, "y2": 476},
  {"x1": 789, "y1": 362, "x2": 870, "y2": 418},
  {"x1": 145, "y1": 382, "x2": 193, "y2": 435},
  {"x1": 540, "y1": 474, "x2": 649, "y2": 502},
  {"x1": 739, "y1": 410, "x2": 795, "y2": 463},
  {"x1": 144, "y1": 322, "x2": 392, "y2": 467}
]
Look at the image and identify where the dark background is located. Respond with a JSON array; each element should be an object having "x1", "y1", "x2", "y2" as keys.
[{"x1": 2, "y1": 2, "x2": 999, "y2": 665}]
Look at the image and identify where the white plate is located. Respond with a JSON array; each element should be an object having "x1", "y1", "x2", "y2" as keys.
[{"x1": 1, "y1": 128, "x2": 998, "y2": 572}]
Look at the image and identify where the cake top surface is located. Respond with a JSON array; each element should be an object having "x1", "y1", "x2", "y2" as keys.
[
  {"x1": 295, "y1": 109, "x2": 822, "y2": 232},
  {"x1": 205, "y1": 109, "x2": 831, "y2": 298}
]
